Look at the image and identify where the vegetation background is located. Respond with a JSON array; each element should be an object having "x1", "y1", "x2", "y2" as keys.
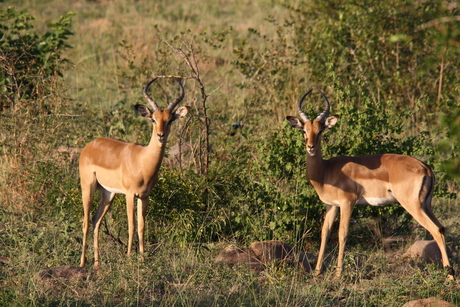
[{"x1": 1, "y1": 0, "x2": 460, "y2": 305}]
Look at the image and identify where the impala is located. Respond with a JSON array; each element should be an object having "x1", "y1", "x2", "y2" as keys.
[
  {"x1": 286, "y1": 90, "x2": 453, "y2": 280},
  {"x1": 79, "y1": 77, "x2": 189, "y2": 267}
]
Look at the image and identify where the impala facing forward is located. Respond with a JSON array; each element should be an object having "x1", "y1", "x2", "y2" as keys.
[
  {"x1": 79, "y1": 78, "x2": 189, "y2": 267},
  {"x1": 286, "y1": 90, "x2": 453, "y2": 280}
]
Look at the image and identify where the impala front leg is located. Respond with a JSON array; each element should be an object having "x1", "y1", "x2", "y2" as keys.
[
  {"x1": 126, "y1": 194, "x2": 136, "y2": 257},
  {"x1": 335, "y1": 202, "x2": 354, "y2": 279},
  {"x1": 137, "y1": 197, "x2": 149, "y2": 260},
  {"x1": 315, "y1": 205, "x2": 338, "y2": 276}
]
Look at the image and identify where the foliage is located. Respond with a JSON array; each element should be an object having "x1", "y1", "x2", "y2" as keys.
[
  {"x1": 438, "y1": 109, "x2": 460, "y2": 182},
  {"x1": 0, "y1": 7, "x2": 74, "y2": 112},
  {"x1": 147, "y1": 169, "x2": 209, "y2": 245},
  {"x1": 228, "y1": 124, "x2": 323, "y2": 241},
  {"x1": 286, "y1": 0, "x2": 460, "y2": 121}
]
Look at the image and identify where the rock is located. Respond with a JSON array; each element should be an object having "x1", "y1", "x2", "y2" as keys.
[
  {"x1": 401, "y1": 297, "x2": 453, "y2": 307},
  {"x1": 403, "y1": 240, "x2": 451, "y2": 265},
  {"x1": 214, "y1": 244, "x2": 264, "y2": 271},
  {"x1": 215, "y1": 240, "x2": 311, "y2": 273}
]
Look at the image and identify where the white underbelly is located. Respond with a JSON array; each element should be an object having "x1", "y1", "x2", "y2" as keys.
[
  {"x1": 320, "y1": 198, "x2": 340, "y2": 206},
  {"x1": 99, "y1": 182, "x2": 125, "y2": 195},
  {"x1": 357, "y1": 195, "x2": 397, "y2": 206}
]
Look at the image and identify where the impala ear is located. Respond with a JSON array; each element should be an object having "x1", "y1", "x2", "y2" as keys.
[
  {"x1": 135, "y1": 104, "x2": 153, "y2": 118},
  {"x1": 286, "y1": 116, "x2": 304, "y2": 130},
  {"x1": 172, "y1": 106, "x2": 190, "y2": 121},
  {"x1": 324, "y1": 115, "x2": 338, "y2": 129}
]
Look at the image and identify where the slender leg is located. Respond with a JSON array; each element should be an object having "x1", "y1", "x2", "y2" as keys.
[
  {"x1": 80, "y1": 185, "x2": 95, "y2": 267},
  {"x1": 315, "y1": 205, "x2": 338, "y2": 275},
  {"x1": 92, "y1": 188, "x2": 115, "y2": 267},
  {"x1": 126, "y1": 194, "x2": 136, "y2": 257},
  {"x1": 80, "y1": 177, "x2": 97, "y2": 267},
  {"x1": 336, "y1": 202, "x2": 354, "y2": 278},
  {"x1": 137, "y1": 197, "x2": 149, "y2": 259},
  {"x1": 400, "y1": 201, "x2": 453, "y2": 279}
]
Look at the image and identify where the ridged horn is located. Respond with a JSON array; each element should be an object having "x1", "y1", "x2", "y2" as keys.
[
  {"x1": 166, "y1": 79, "x2": 185, "y2": 111},
  {"x1": 316, "y1": 90, "x2": 331, "y2": 123},
  {"x1": 297, "y1": 89, "x2": 313, "y2": 123},
  {"x1": 143, "y1": 77, "x2": 160, "y2": 111}
]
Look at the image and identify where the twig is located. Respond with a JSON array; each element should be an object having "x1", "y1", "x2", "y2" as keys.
[
  {"x1": 102, "y1": 220, "x2": 126, "y2": 247},
  {"x1": 154, "y1": 75, "x2": 194, "y2": 80},
  {"x1": 208, "y1": 80, "x2": 226, "y2": 97},
  {"x1": 44, "y1": 114, "x2": 83, "y2": 117},
  {"x1": 416, "y1": 16, "x2": 460, "y2": 31}
]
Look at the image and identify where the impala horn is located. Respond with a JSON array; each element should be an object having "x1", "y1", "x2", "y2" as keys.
[
  {"x1": 143, "y1": 78, "x2": 185, "y2": 111},
  {"x1": 143, "y1": 77, "x2": 160, "y2": 111},
  {"x1": 297, "y1": 89, "x2": 313, "y2": 123},
  {"x1": 316, "y1": 90, "x2": 331, "y2": 123},
  {"x1": 166, "y1": 79, "x2": 185, "y2": 111}
]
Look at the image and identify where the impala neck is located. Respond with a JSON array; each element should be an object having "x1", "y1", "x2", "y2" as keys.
[
  {"x1": 306, "y1": 143, "x2": 325, "y2": 185},
  {"x1": 142, "y1": 129, "x2": 168, "y2": 173}
]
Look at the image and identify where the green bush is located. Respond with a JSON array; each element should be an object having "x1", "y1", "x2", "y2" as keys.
[{"x1": 0, "y1": 7, "x2": 74, "y2": 112}]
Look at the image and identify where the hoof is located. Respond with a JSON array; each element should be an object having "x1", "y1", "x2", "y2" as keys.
[
  {"x1": 447, "y1": 266, "x2": 456, "y2": 281},
  {"x1": 313, "y1": 270, "x2": 322, "y2": 277}
]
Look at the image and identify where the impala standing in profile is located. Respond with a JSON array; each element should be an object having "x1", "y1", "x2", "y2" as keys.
[
  {"x1": 286, "y1": 90, "x2": 453, "y2": 280},
  {"x1": 79, "y1": 77, "x2": 189, "y2": 267}
]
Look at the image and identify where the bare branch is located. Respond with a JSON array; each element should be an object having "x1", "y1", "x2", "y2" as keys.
[
  {"x1": 208, "y1": 80, "x2": 226, "y2": 97},
  {"x1": 154, "y1": 74, "x2": 194, "y2": 80}
]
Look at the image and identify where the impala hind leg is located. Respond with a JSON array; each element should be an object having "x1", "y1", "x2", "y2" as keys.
[
  {"x1": 401, "y1": 201, "x2": 453, "y2": 279},
  {"x1": 92, "y1": 188, "x2": 115, "y2": 267},
  {"x1": 80, "y1": 183, "x2": 96, "y2": 267},
  {"x1": 315, "y1": 205, "x2": 338, "y2": 276}
]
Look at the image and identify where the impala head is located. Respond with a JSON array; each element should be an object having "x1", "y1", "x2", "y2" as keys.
[
  {"x1": 286, "y1": 89, "x2": 338, "y2": 156},
  {"x1": 135, "y1": 78, "x2": 190, "y2": 147}
]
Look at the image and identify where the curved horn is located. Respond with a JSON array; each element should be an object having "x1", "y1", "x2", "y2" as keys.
[
  {"x1": 166, "y1": 79, "x2": 185, "y2": 111},
  {"x1": 297, "y1": 89, "x2": 313, "y2": 123},
  {"x1": 316, "y1": 90, "x2": 331, "y2": 123},
  {"x1": 143, "y1": 77, "x2": 160, "y2": 111}
]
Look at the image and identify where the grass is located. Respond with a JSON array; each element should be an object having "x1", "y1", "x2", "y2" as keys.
[
  {"x1": 1, "y1": 214, "x2": 458, "y2": 306},
  {"x1": 1, "y1": 0, "x2": 460, "y2": 306}
]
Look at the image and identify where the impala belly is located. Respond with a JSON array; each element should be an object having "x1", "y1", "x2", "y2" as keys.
[
  {"x1": 357, "y1": 196, "x2": 396, "y2": 206},
  {"x1": 318, "y1": 179, "x2": 397, "y2": 207},
  {"x1": 94, "y1": 165, "x2": 127, "y2": 195},
  {"x1": 320, "y1": 198, "x2": 340, "y2": 206},
  {"x1": 99, "y1": 182, "x2": 126, "y2": 195},
  {"x1": 357, "y1": 191, "x2": 396, "y2": 206},
  {"x1": 354, "y1": 176, "x2": 397, "y2": 206}
]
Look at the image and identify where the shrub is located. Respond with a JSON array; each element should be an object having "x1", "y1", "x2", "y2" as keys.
[{"x1": 0, "y1": 7, "x2": 74, "y2": 112}]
